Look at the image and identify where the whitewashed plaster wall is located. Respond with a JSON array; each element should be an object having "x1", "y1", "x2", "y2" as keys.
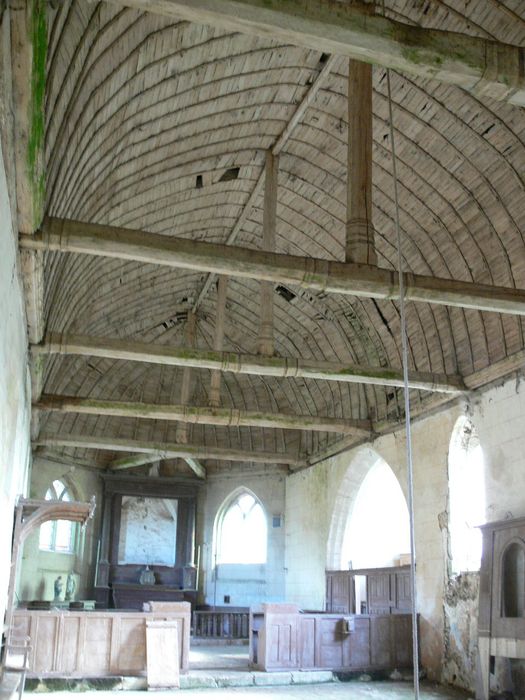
[
  {"x1": 18, "y1": 457, "x2": 102, "y2": 602},
  {"x1": 285, "y1": 373, "x2": 525, "y2": 689},
  {"x1": 198, "y1": 466, "x2": 287, "y2": 607},
  {"x1": 442, "y1": 377, "x2": 525, "y2": 696},
  {"x1": 0, "y1": 133, "x2": 31, "y2": 616}
]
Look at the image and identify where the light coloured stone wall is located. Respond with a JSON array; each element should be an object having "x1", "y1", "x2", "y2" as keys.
[
  {"x1": 0, "y1": 129, "x2": 31, "y2": 616},
  {"x1": 442, "y1": 377, "x2": 525, "y2": 696},
  {"x1": 199, "y1": 466, "x2": 286, "y2": 607}
]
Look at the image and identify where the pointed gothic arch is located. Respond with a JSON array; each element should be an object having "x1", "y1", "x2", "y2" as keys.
[
  {"x1": 214, "y1": 487, "x2": 268, "y2": 565},
  {"x1": 327, "y1": 448, "x2": 410, "y2": 570}
]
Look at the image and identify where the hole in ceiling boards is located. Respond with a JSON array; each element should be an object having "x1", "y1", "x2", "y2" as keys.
[
  {"x1": 275, "y1": 285, "x2": 296, "y2": 303},
  {"x1": 318, "y1": 52, "x2": 329, "y2": 65},
  {"x1": 481, "y1": 123, "x2": 495, "y2": 137},
  {"x1": 372, "y1": 300, "x2": 394, "y2": 339},
  {"x1": 160, "y1": 311, "x2": 188, "y2": 330},
  {"x1": 196, "y1": 174, "x2": 203, "y2": 188},
  {"x1": 218, "y1": 167, "x2": 240, "y2": 182}
]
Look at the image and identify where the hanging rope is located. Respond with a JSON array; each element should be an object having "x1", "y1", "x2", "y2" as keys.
[{"x1": 385, "y1": 67, "x2": 421, "y2": 698}]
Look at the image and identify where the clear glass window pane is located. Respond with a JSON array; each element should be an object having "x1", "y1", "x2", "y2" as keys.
[
  {"x1": 55, "y1": 520, "x2": 73, "y2": 552},
  {"x1": 39, "y1": 520, "x2": 54, "y2": 550},
  {"x1": 218, "y1": 492, "x2": 267, "y2": 564}
]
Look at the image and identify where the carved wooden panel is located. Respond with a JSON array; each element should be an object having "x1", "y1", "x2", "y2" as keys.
[
  {"x1": 299, "y1": 617, "x2": 316, "y2": 668},
  {"x1": 347, "y1": 617, "x2": 371, "y2": 668},
  {"x1": 318, "y1": 617, "x2": 344, "y2": 668},
  {"x1": 370, "y1": 615, "x2": 390, "y2": 667},
  {"x1": 392, "y1": 614, "x2": 412, "y2": 667},
  {"x1": 395, "y1": 572, "x2": 412, "y2": 613},
  {"x1": 326, "y1": 572, "x2": 354, "y2": 614},
  {"x1": 368, "y1": 572, "x2": 392, "y2": 614}
]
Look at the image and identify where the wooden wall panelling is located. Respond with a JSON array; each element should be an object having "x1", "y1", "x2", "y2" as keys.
[
  {"x1": 347, "y1": 617, "x2": 371, "y2": 669},
  {"x1": 318, "y1": 616, "x2": 343, "y2": 669},
  {"x1": 299, "y1": 616, "x2": 316, "y2": 668},
  {"x1": 392, "y1": 614, "x2": 413, "y2": 668}
]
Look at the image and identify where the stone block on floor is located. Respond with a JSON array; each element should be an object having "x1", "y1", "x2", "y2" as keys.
[{"x1": 253, "y1": 672, "x2": 294, "y2": 686}]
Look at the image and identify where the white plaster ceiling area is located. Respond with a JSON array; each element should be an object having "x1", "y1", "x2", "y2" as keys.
[{"x1": 29, "y1": 0, "x2": 525, "y2": 477}]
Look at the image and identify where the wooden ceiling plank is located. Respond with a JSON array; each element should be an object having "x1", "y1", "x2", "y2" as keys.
[
  {"x1": 34, "y1": 332, "x2": 465, "y2": 393},
  {"x1": 21, "y1": 219, "x2": 525, "y2": 315},
  {"x1": 35, "y1": 393, "x2": 372, "y2": 435},
  {"x1": 191, "y1": 54, "x2": 338, "y2": 314},
  {"x1": 107, "y1": 0, "x2": 525, "y2": 107},
  {"x1": 33, "y1": 433, "x2": 303, "y2": 468}
]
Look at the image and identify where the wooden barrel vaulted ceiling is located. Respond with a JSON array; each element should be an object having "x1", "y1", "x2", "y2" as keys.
[{"x1": 23, "y1": 0, "x2": 525, "y2": 476}]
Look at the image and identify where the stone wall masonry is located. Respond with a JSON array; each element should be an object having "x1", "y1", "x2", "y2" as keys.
[{"x1": 441, "y1": 377, "x2": 525, "y2": 697}]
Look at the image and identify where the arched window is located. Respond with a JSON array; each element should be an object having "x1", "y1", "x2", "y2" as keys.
[
  {"x1": 448, "y1": 417, "x2": 485, "y2": 574},
  {"x1": 501, "y1": 542, "x2": 525, "y2": 618},
  {"x1": 341, "y1": 457, "x2": 410, "y2": 570},
  {"x1": 39, "y1": 480, "x2": 76, "y2": 553},
  {"x1": 216, "y1": 490, "x2": 267, "y2": 565}
]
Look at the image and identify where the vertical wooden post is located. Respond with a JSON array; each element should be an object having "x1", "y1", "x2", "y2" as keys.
[
  {"x1": 346, "y1": 59, "x2": 376, "y2": 266},
  {"x1": 258, "y1": 150, "x2": 279, "y2": 356},
  {"x1": 209, "y1": 275, "x2": 228, "y2": 407},
  {"x1": 176, "y1": 312, "x2": 196, "y2": 443}
]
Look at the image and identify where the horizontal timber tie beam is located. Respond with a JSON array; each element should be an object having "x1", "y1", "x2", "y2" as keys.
[
  {"x1": 32, "y1": 434, "x2": 302, "y2": 469},
  {"x1": 108, "y1": 0, "x2": 525, "y2": 107},
  {"x1": 20, "y1": 218, "x2": 525, "y2": 315},
  {"x1": 35, "y1": 394, "x2": 372, "y2": 435},
  {"x1": 106, "y1": 453, "x2": 207, "y2": 475},
  {"x1": 34, "y1": 333, "x2": 465, "y2": 394}
]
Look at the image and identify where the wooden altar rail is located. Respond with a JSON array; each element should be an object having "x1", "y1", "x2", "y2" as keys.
[{"x1": 193, "y1": 609, "x2": 249, "y2": 639}]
